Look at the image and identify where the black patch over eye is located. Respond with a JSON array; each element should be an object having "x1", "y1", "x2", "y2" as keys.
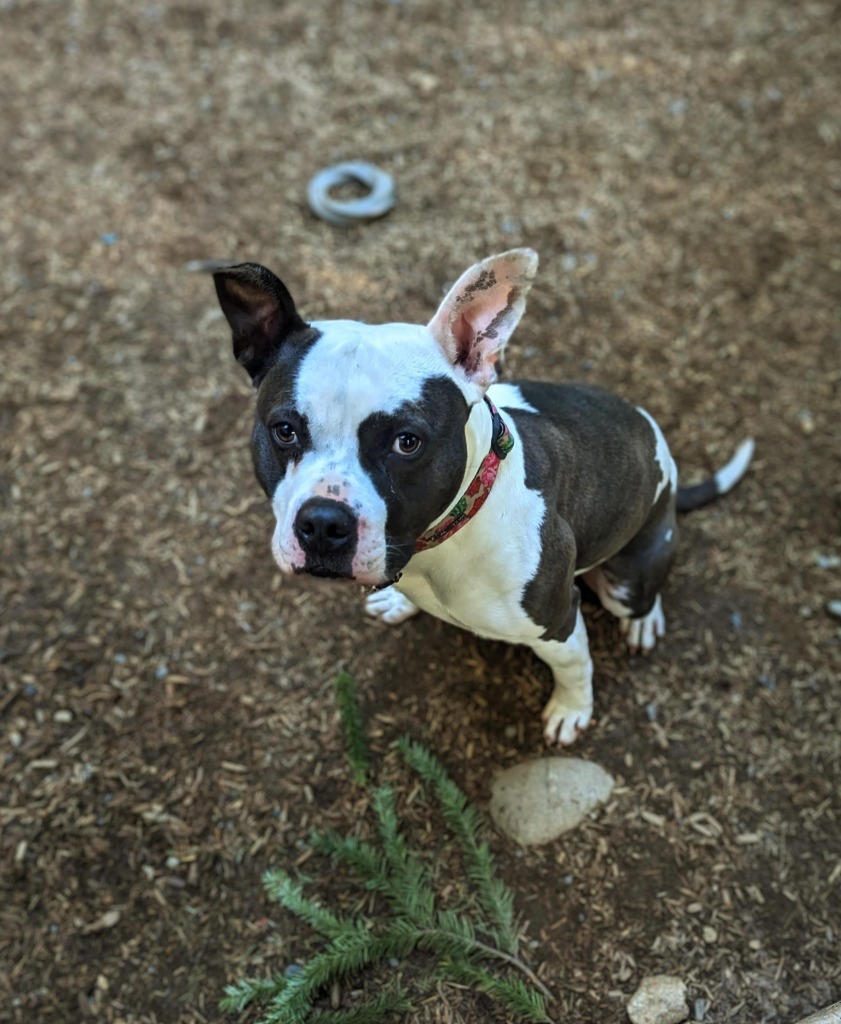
[
  {"x1": 271, "y1": 421, "x2": 298, "y2": 447},
  {"x1": 392, "y1": 432, "x2": 422, "y2": 456}
]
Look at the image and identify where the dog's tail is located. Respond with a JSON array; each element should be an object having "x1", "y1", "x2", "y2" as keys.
[{"x1": 676, "y1": 437, "x2": 755, "y2": 513}]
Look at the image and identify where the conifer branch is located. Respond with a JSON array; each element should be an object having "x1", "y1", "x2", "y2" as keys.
[
  {"x1": 371, "y1": 786, "x2": 435, "y2": 924},
  {"x1": 220, "y1": 974, "x2": 287, "y2": 1013},
  {"x1": 308, "y1": 983, "x2": 413, "y2": 1022},
  {"x1": 335, "y1": 671, "x2": 370, "y2": 784},
  {"x1": 398, "y1": 736, "x2": 519, "y2": 952},
  {"x1": 264, "y1": 926, "x2": 418, "y2": 1023},
  {"x1": 310, "y1": 830, "x2": 391, "y2": 894},
  {"x1": 263, "y1": 870, "x2": 350, "y2": 939},
  {"x1": 442, "y1": 957, "x2": 554, "y2": 1023},
  {"x1": 221, "y1": 675, "x2": 557, "y2": 1023}
]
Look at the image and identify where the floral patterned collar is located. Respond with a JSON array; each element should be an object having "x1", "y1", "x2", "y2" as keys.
[{"x1": 414, "y1": 397, "x2": 514, "y2": 553}]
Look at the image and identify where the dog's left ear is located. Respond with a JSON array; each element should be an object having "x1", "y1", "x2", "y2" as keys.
[
  {"x1": 197, "y1": 261, "x2": 308, "y2": 386},
  {"x1": 427, "y1": 248, "x2": 538, "y2": 391}
]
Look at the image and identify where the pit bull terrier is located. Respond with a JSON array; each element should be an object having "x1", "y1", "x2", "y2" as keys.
[{"x1": 200, "y1": 249, "x2": 753, "y2": 744}]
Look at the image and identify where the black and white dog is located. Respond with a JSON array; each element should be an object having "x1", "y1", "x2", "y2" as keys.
[{"x1": 201, "y1": 249, "x2": 753, "y2": 745}]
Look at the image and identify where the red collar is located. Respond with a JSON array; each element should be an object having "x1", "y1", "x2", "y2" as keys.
[{"x1": 414, "y1": 397, "x2": 514, "y2": 553}]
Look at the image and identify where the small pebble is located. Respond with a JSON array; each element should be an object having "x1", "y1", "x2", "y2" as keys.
[
  {"x1": 796, "y1": 409, "x2": 815, "y2": 434},
  {"x1": 826, "y1": 600, "x2": 841, "y2": 620},
  {"x1": 627, "y1": 975, "x2": 689, "y2": 1024}
]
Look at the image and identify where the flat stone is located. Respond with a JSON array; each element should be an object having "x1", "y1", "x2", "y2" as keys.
[
  {"x1": 627, "y1": 975, "x2": 688, "y2": 1024},
  {"x1": 489, "y1": 757, "x2": 614, "y2": 846}
]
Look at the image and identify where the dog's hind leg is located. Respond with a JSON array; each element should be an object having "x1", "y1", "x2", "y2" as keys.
[{"x1": 584, "y1": 492, "x2": 679, "y2": 654}]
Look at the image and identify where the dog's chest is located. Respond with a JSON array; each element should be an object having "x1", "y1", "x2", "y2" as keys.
[{"x1": 396, "y1": 415, "x2": 550, "y2": 644}]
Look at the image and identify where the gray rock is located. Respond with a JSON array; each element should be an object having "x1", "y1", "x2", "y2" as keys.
[
  {"x1": 489, "y1": 757, "x2": 614, "y2": 845},
  {"x1": 627, "y1": 975, "x2": 688, "y2": 1024}
]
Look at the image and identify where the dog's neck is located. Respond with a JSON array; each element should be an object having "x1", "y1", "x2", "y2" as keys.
[{"x1": 436, "y1": 398, "x2": 493, "y2": 530}]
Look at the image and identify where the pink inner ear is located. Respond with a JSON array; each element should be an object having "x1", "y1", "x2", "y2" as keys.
[
  {"x1": 460, "y1": 281, "x2": 513, "y2": 341},
  {"x1": 452, "y1": 312, "x2": 474, "y2": 351}
]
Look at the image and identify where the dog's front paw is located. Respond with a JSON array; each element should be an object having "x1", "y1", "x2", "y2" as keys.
[
  {"x1": 541, "y1": 697, "x2": 594, "y2": 746},
  {"x1": 621, "y1": 595, "x2": 666, "y2": 654},
  {"x1": 364, "y1": 586, "x2": 419, "y2": 626}
]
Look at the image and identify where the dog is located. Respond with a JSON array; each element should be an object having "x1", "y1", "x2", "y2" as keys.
[{"x1": 199, "y1": 248, "x2": 753, "y2": 745}]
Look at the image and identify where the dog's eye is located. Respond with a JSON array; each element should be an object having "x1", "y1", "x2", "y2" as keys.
[
  {"x1": 271, "y1": 421, "x2": 298, "y2": 447},
  {"x1": 392, "y1": 432, "x2": 422, "y2": 456}
]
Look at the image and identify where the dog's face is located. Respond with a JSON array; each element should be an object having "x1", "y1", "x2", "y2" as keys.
[
  {"x1": 208, "y1": 250, "x2": 537, "y2": 586},
  {"x1": 253, "y1": 321, "x2": 472, "y2": 584}
]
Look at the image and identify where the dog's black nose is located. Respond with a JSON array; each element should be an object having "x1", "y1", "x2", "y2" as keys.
[{"x1": 294, "y1": 498, "x2": 357, "y2": 556}]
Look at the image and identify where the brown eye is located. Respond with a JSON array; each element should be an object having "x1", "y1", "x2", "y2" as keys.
[
  {"x1": 392, "y1": 432, "x2": 422, "y2": 456},
  {"x1": 271, "y1": 422, "x2": 298, "y2": 446}
]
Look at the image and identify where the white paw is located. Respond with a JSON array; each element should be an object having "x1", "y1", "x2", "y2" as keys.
[
  {"x1": 541, "y1": 697, "x2": 594, "y2": 746},
  {"x1": 364, "y1": 586, "x2": 419, "y2": 626},
  {"x1": 620, "y1": 595, "x2": 666, "y2": 653}
]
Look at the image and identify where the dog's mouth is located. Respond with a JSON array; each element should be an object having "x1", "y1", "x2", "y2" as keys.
[
  {"x1": 291, "y1": 563, "x2": 403, "y2": 590},
  {"x1": 294, "y1": 564, "x2": 354, "y2": 580}
]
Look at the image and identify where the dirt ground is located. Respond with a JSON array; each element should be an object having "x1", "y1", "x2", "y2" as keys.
[{"x1": 2, "y1": 0, "x2": 840, "y2": 1021}]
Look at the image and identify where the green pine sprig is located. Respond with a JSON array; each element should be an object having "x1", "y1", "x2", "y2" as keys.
[
  {"x1": 397, "y1": 736, "x2": 519, "y2": 954},
  {"x1": 335, "y1": 671, "x2": 370, "y2": 784},
  {"x1": 221, "y1": 674, "x2": 555, "y2": 1023}
]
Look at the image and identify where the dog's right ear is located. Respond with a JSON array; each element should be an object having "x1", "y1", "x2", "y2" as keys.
[{"x1": 192, "y1": 261, "x2": 308, "y2": 385}]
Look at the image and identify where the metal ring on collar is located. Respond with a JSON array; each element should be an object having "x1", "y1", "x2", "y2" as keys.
[{"x1": 307, "y1": 161, "x2": 395, "y2": 225}]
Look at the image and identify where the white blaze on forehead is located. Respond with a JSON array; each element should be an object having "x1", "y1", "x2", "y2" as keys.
[
  {"x1": 636, "y1": 407, "x2": 677, "y2": 502},
  {"x1": 298, "y1": 320, "x2": 464, "y2": 434}
]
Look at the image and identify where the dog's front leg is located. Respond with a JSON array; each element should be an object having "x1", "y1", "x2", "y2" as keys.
[
  {"x1": 533, "y1": 604, "x2": 594, "y2": 746},
  {"x1": 364, "y1": 585, "x2": 420, "y2": 625}
]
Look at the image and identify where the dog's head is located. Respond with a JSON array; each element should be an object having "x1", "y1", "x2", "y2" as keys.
[{"x1": 207, "y1": 249, "x2": 537, "y2": 586}]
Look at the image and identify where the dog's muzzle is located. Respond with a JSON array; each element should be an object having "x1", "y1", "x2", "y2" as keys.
[{"x1": 293, "y1": 497, "x2": 358, "y2": 577}]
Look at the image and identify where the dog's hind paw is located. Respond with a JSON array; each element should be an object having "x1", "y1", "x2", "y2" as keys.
[
  {"x1": 364, "y1": 586, "x2": 419, "y2": 625},
  {"x1": 541, "y1": 698, "x2": 594, "y2": 746},
  {"x1": 620, "y1": 595, "x2": 666, "y2": 654}
]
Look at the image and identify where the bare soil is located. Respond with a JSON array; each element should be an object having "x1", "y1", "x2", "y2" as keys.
[{"x1": 1, "y1": 1, "x2": 840, "y2": 1022}]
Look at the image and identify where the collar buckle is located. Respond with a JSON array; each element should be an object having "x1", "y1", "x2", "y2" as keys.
[{"x1": 486, "y1": 396, "x2": 511, "y2": 459}]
